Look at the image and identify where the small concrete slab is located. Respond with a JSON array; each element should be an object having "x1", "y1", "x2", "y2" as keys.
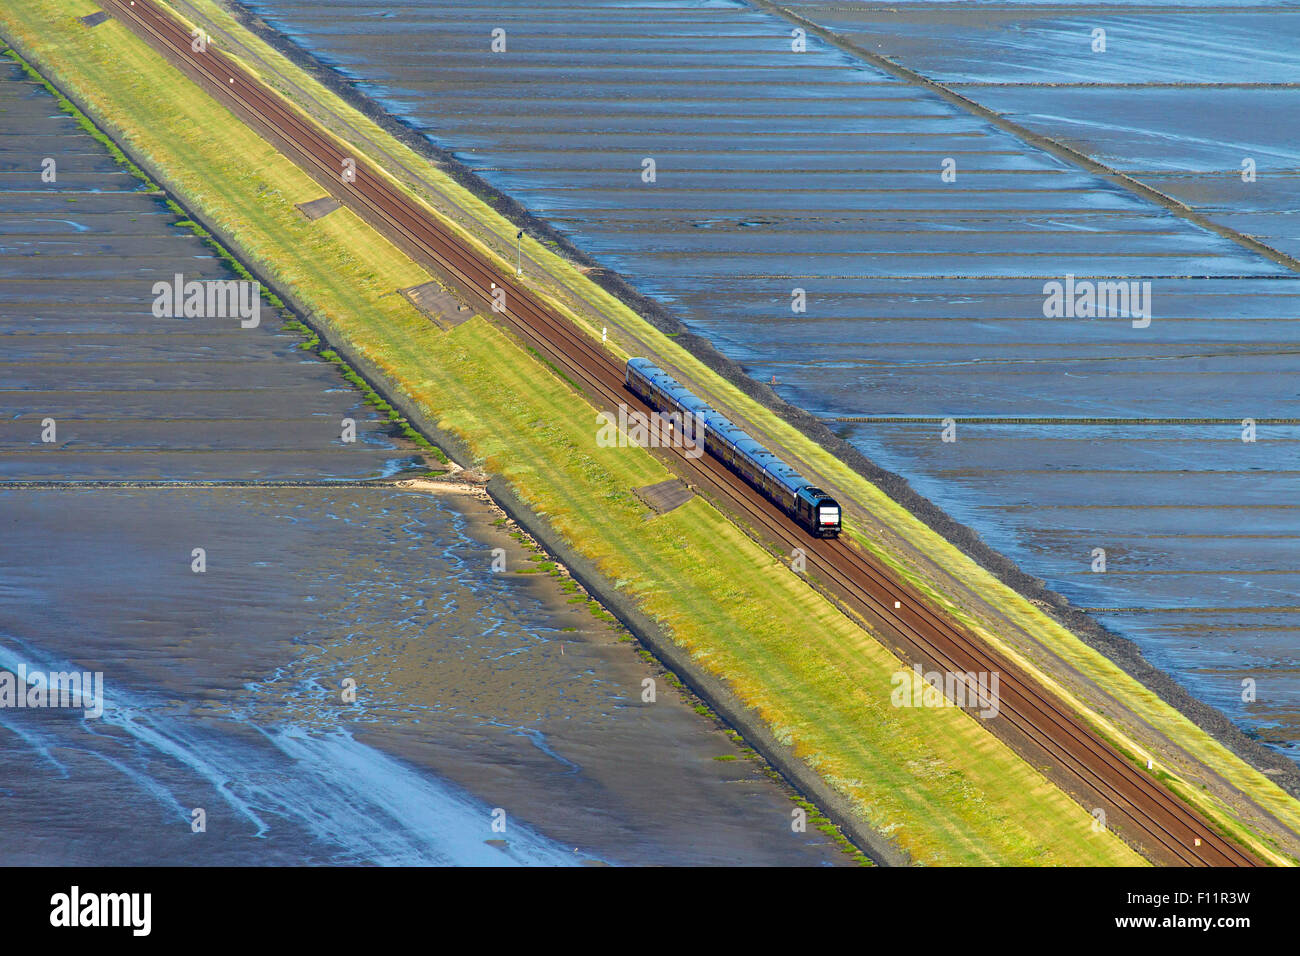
[
  {"x1": 633, "y1": 479, "x2": 695, "y2": 515},
  {"x1": 295, "y1": 196, "x2": 342, "y2": 221},
  {"x1": 79, "y1": 11, "x2": 111, "y2": 27},
  {"x1": 400, "y1": 281, "x2": 472, "y2": 329}
]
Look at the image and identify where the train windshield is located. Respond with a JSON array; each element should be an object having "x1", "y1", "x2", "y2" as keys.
[{"x1": 818, "y1": 505, "x2": 840, "y2": 526}]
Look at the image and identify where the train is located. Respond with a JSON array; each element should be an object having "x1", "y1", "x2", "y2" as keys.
[{"x1": 624, "y1": 357, "x2": 842, "y2": 537}]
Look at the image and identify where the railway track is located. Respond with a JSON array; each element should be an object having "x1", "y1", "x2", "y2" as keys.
[{"x1": 101, "y1": 0, "x2": 1262, "y2": 866}]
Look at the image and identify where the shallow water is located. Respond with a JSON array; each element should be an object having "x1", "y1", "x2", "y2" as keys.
[
  {"x1": 0, "y1": 61, "x2": 419, "y2": 482},
  {"x1": 787, "y1": 2, "x2": 1300, "y2": 259},
  {"x1": 0, "y1": 488, "x2": 839, "y2": 865}
]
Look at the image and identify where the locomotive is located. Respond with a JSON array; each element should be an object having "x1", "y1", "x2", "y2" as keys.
[{"x1": 625, "y1": 358, "x2": 841, "y2": 537}]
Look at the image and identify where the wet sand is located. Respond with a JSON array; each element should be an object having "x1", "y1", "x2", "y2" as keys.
[
  {"x1": 781, "y1": 2, "x2": 1300, "y2": 260},
  {"x1": 0, "y1": 487, "x2": 845, "y2": 864}
]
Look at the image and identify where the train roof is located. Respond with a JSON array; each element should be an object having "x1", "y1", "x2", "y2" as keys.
[{"x1": 628, "y1": 358, "x2": 824, "y2": 497}]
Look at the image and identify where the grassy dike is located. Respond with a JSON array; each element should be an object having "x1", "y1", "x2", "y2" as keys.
[
  {"x1": 0, "y1": 0, "x2": 1189, "y2": 865},
  {"x1": 163, "y1": 0, "x2": 1300, "y2": 862}
]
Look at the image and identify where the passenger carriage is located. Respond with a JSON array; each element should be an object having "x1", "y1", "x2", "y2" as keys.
[{"x1": 624, "y1": 358, "x2": 842, "y2": 538}]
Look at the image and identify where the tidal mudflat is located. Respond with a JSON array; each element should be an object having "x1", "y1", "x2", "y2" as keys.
[
  {"x1": 0, "y1": 57, "x2": 416, "y2": 481},
  {"x1": 229, "y1": 0, "x2": 1300, "y2": 760},
  {"x1": 785, "y1": 0, "x2": 1300, "y2": 259},
  {"x1": 0, "y1": 56, "x2": 845, "y2": 865},
  {"x1": 0, "y1": 487, "x2": 841, "y2": 865}
]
